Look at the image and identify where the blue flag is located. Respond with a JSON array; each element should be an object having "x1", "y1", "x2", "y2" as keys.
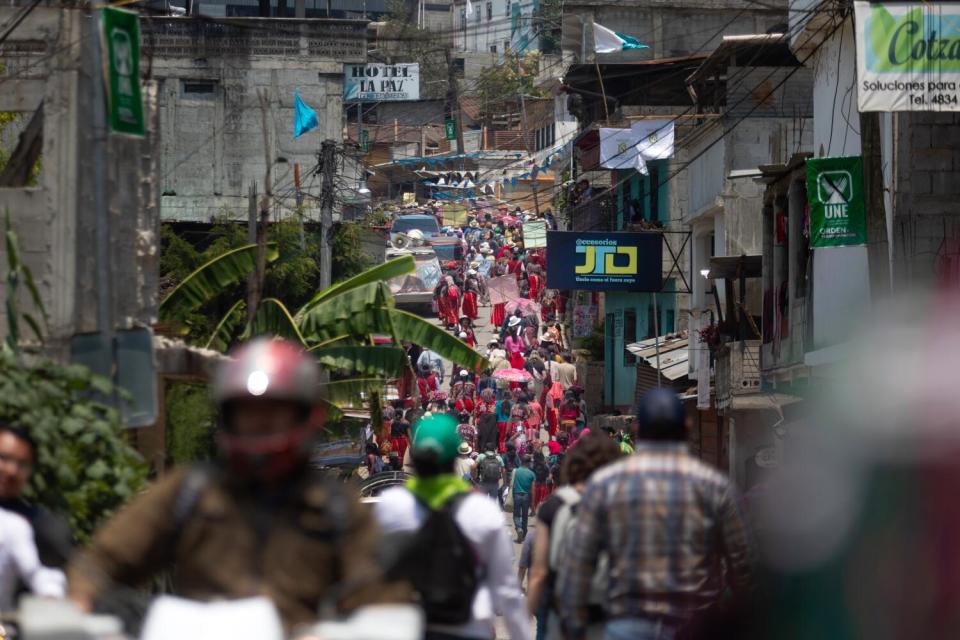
[{"x1": 293, "y1": 90, "x2": 318, "y2": 138}]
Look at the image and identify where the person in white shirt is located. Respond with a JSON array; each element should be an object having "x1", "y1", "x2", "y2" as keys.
[
  {"x1": 453, "y1": 443, "x2": 477, "y2": 481},
  {"x1": 374, "y1": 414, "x2": 532, "y2": 640},
  {"x1": 0, "y1": 508, "x2": 65, "y2": 611}
]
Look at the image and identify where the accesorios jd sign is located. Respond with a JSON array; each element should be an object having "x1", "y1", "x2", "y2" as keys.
[{"x1": 546, "y1": 231, "x2": 663, "y2": 292}]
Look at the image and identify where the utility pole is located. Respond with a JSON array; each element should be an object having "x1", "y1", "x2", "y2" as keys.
[
  {"x1": 319, "y1": 139, "x2": 337, "y2": 290},
  {"x1": 246, "y1": 181, "x2": 258, "y2": 320},
  {"x1": 249, "y1": 89, "x2": 273, "y2": 331},
  {"x1": 515, "y1": 53, "x2": 541, "y2": 216},
  {"x1": 860, "y1": 111, "x2": 890, "y2": 298},
  {"x1": 445, "y1": 47, "x2": 465, "y2": 154}
]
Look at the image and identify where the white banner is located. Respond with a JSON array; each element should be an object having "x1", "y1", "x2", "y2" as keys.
[
  {"x1": 632, "y1": 120, "x2": 675, "y2": 159},
  {"x1": 344, "y1": 63, "x2": 420, "y2": 102},
  {"x1": 599, "y1": 128, "x2": 643, "y2": 170},
  {"x1": 855, "y1": 1, "x2": 960, "y2": 111}
]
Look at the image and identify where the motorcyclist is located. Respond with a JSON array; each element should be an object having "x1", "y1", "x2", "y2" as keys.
[{"x1": 67, "y1": 338, "x2": 404, "y2": 631}]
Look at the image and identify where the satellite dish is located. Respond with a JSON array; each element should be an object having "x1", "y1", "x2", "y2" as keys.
[{"x1": 390, "y1": 233, "x2": 410, "y2": 250}]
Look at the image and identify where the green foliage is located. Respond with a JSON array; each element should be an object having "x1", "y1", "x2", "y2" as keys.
[
  {"x1": 474, "y1": 50, "x2": 546, "y2": 120},
  {"x1": 4, "y1": 212, "x2": 48, "y2": 351},
  {"x1": 160, "y1": 243, "x2": 279, "y2": 321},
  {"x1": 332, "y1": 223, "x2": 373, "y2": 284},
  {"x1": 165, "y1": 383, "x2": 216, "y2": 465},
  {"x1": 0, "y1": 352, "x2": 147, "y2": 541},
  {"x1": 0, "y1": 112, "x2": 41, "y2": 187},
  {"x1": 535, "y1": 0, "x2": 562, "y2": 54}
]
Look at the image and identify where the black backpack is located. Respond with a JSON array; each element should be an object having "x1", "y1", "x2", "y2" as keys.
[
  {"x1": 387, "y1": 493, "x2": 481, "y2": 625},
  {"x1": 479, "y1": 456, "x2": 503, "y2": 484}
]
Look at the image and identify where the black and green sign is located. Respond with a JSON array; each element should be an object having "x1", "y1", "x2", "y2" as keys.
[
  {"x1": 806, "y1": 156, "x2": 867, "y2": 248},
  {"x1": 101, "y1": 7, "x2": 145, "y2": 136},
  {"x1": 360, "y1": 128, "x2": 369, "y2": 151},
  {"x1": 444, "y1": 119, "x2": 456, "y2": 141}
]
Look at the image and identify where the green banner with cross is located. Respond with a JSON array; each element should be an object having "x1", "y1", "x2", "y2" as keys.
[
  {"x1": 101, "y1": 7, "x2": 145, "y2": 137},
  {"x1": 806, "y1": 156, "x2": 867, "y2": 248}
]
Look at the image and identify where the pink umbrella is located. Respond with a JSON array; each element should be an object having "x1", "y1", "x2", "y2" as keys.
[
  {"x1": 499, "y1": 215, "x2": 521, "y2": 226},
  {"x1": 506, "y1": 298, "x2": 539, "y2": 315},
  {"x1": 493, "y1": 368, "x2": 532, "y2": 383}
]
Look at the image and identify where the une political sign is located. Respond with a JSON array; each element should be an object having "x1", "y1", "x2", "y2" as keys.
[
  {"x1": 806, "y1": 156, "x2": 867, "y2": 248},
  {"x1": 101, "y1": 7, "x2": 145, "y2": 136},
  {"x1": 546, "y1": 231, "x2": 662, "y2": 292},
  {"x1": 855, "y1": 2, "x2": 960, "y2": 111},
  {"x1": 344, "y1": 63, "x2": 420, "y2": 102}
]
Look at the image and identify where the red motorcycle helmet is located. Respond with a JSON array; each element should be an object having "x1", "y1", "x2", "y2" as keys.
[{"x1": 212, "y1": 338, "x2": 323, "y2": 482}]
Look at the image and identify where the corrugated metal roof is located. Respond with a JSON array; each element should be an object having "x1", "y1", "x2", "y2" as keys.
[{"x1": 626, "y1": 335, "x2": 689, "y2": 380}]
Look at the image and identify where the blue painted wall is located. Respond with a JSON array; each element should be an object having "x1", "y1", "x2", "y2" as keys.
[
  {"x1": 603, "y1": 286, "x2": 677, "y2": 407},
  {"x1": 614, "y1": 160, "x2": 670, "y2": 229}
]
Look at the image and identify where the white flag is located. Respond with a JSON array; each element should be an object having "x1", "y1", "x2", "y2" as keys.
[
  {"x1": 593, "y1": 22, "x2": 623, "y2": 53},
  {"x1": 599, "y1": 128, "x2": 641, "y2": 170},
  {"x1": 465, "y1": 0, "x2": 474, "y2": 17},
  {"x1": 632, "y1": 120, "x2": 675, "y2": 160}
]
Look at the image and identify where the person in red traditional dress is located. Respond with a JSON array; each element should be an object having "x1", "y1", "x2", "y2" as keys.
[
  {"x1": 444, "y1": 276, "x2": 461, "y2": 327},
  {"x1": 435, "y1": 280, "x2": 450, "y2": 328},
  {"x1": 527, "y1": 264, "x2": 544, "y2": 301},
  {"x1": 461, "y1": 277, "x2": 480, "y2": 320}
]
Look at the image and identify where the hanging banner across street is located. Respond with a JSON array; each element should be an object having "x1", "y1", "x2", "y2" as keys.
[
  {"x1": 344, "y1": 63, "x2": 420, "y2": 102},
  {"x1": 101, "y1": 7, "x2": 145, "y2": 136},
  {"x1": 546, "y1": 231, "x2": 663, "y2": 291},
  {"x1": 806, "y1": 156, "x2": 867, "y2": 247},
  {"x1": 855, "y1": 1, "x2": 960, "y2": 111}
]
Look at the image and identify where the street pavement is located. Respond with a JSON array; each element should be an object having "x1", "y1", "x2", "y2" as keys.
[{"x1": 430, "y1": 302, "x2": 534, "y2": 640}]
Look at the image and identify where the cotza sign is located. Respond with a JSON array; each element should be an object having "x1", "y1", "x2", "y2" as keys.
[
  {"x1": 344, "y1": 63, "x2": 420, "y2": 102},
  {"x1": 546, "y1": 231, "x2": 663, "y2": 292}
]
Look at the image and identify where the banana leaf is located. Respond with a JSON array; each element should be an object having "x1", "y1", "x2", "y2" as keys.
[
  {"x1": 317, "y1": 398, "x2": 343, "y2": 424},
  {"x1": 312, "y1": 346, "x2": 407, "y2": 377},
  {"x1": 296, "y1": 255, "x2": 414, "y2": 318},
  {"x1": 319, "y1": 377, "x2": 388, "y2": 405},
  {"x1": 203, "y1": 299, "x2": 246, "y2": 352},
  {"x1": 388, "y1": 308, "x2": 487, "y2": 371},
  {"x1": 298, "y1": 282, "x2": 394, "y2": 344},
  {"x1": 160, "y1": 243, "x2": 279, "y2": 320},
  {"x1": 250, "y1": 298, "x2": 306, "y2": 345},
  {"x1": 306, "y1": 334, "x2": 352, "y2": 351}
]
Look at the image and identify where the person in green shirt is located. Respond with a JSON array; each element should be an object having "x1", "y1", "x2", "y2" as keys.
[{"x1": 512, "y1": 455, "x2": 536, "y2": 542}]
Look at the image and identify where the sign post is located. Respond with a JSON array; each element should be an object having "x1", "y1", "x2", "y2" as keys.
[
  {"x1": 101, "y1": 7, "x2": 145, "y2": 136},
  {"x1": 806, "y1": 156, "x2": 867, "y2": 248}
]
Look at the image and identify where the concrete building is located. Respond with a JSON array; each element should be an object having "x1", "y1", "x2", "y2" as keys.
[
  {"x1": 0, "y1": 5, "x2": 160, "y2": 354},
  {"x1": 761, "y1": 0, "x2": 960, "y2": 390},
  {"x1": 560, "y1": 0, "x2": 786, "y2": 65},
  {"x1": 143, "y1": 16, "x2": 367, "y2": 223}
]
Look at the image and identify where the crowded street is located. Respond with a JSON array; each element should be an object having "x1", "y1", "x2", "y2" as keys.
[{"x1": 4, "y1": 0, "x2": 960, "y2": 638}]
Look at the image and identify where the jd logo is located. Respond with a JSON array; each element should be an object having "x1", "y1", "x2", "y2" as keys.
[
  {"x1": 617, "y1": 142, "x2": 628, "y2": 153},
  {"x1": 647, "y1": 132, "x2": 658, "y2": 144},
  {"x1": 817, "y1": 170, "x2": 853, "y2": 220},
  {"x1": 575, "y1": 245, "x2": 638, "y2": 275}
]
